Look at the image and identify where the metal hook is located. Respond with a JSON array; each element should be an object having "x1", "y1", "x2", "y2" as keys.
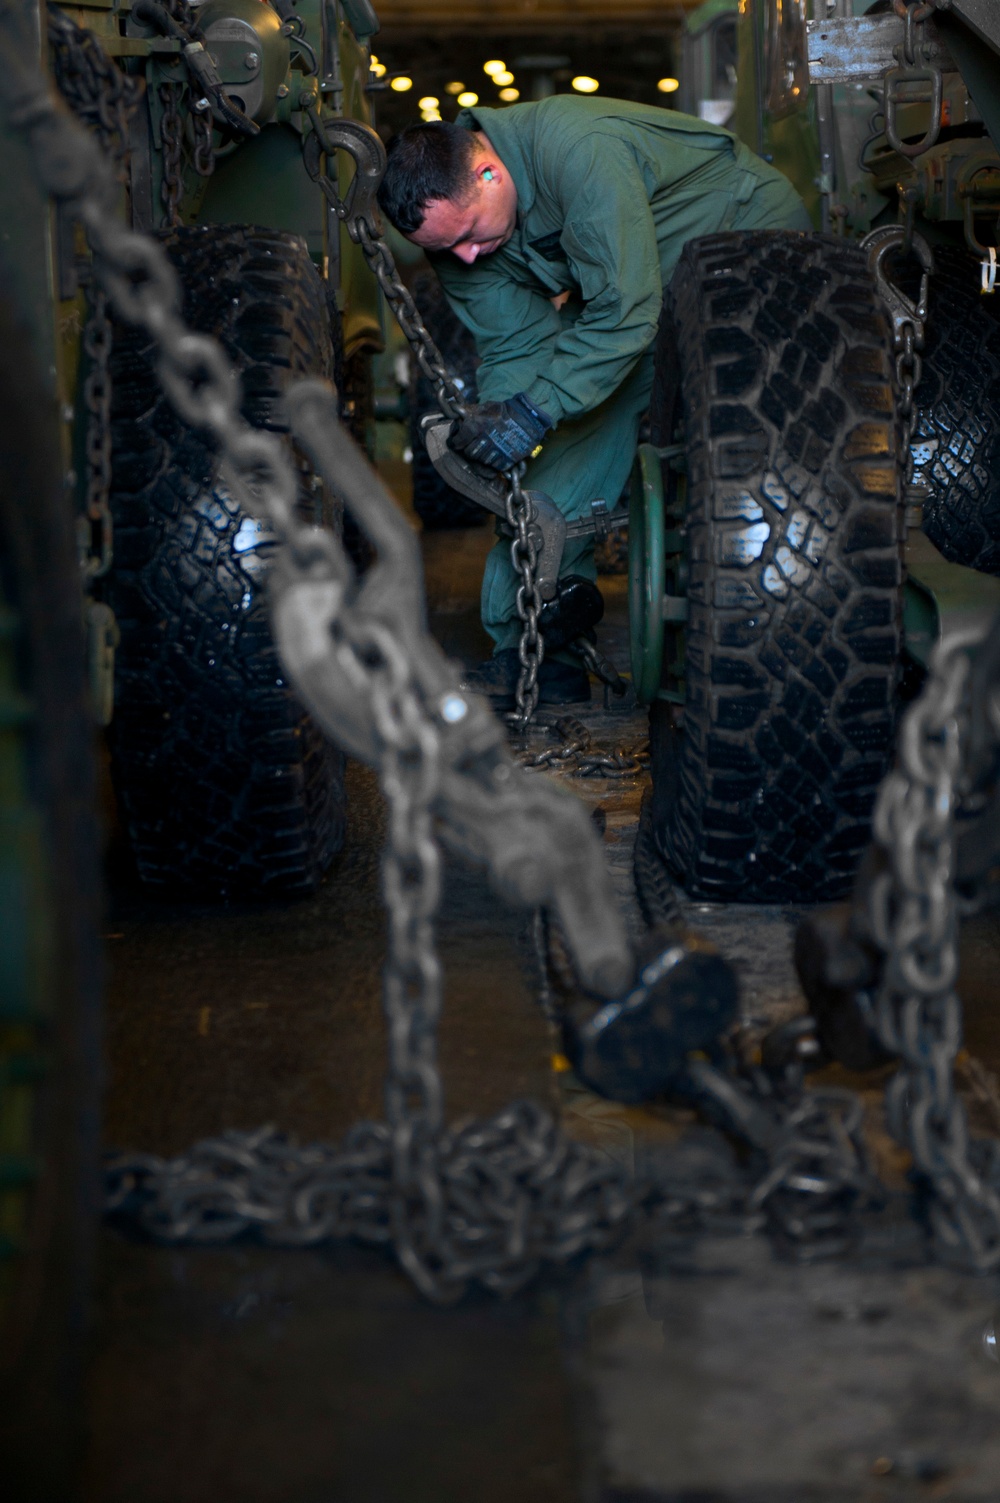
[{"x1": 862, "y1": 223, "x2": 934, "y2": 349}]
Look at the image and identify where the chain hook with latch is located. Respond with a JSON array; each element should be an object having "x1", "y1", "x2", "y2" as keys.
[{"x1": 862, "y1": 222, "x2": 934, "y2": 459}]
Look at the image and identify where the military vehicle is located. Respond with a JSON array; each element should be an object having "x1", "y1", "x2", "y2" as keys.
[
  {"x1": 630, "y1": 0, "x2": 1000, "y2": 902},
  {"x1": 0, "y1": 0, "x2": 385, "y2": 1486}
]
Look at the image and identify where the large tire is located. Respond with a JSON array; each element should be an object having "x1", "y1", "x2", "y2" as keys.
[
  {"x1": 651, "y1": 231, "x2": 904, "y2": 904},
  {"x1": 409, "y1": 270, "x2": 485, "y2": 529},
  {"x1": 105, "y1": 225, "x2": 346, "y2": 898},
  {"x1": 911, "y1": 244, "x2": 1000, "y2": 575},
  {"x1": 0, "y1": 299, "x2": 101, "y2": 1498}
]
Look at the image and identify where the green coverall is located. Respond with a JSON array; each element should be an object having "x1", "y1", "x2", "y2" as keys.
[{"x1": 428, "y1": 96, "x2": 811, "y2": 652}]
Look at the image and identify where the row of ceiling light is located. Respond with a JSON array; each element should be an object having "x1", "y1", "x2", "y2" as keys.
[{"x1": 371, "y1": 55, "x2": 681, "y2": 117}]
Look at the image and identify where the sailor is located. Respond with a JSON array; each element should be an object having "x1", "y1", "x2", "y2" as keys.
[{"x1": 377, "y1": 95, "x2": 810, "y2": 706}]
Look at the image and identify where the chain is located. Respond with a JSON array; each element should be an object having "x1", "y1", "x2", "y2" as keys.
[
  {"x1": 353, "y1": 216, "x2": 468, "y2": 423},
  {"x1": 505, "y1": 466, "x2": 544, "y2": 727},
  {"x1": 158, "y1": 79, "x2": 184, "y2": 227},
  {"x1": 862, "y1": 222, "x2": 932, "y2": 466},
  {"x1": 896, "y1": 320, "x2": 922, "y2": 459},
  {"x1": 536, "y1": 909, "x2": 875, "y2": 1259},
  {"x1": 300, "y1": 105, "x2": 470, "y2": 424},
  {"x1": 192, "y1": 102, "x2": 214, "y2": 177},
  {"x1": 47, "y1": 6, "x2": 142, "y2": 582},
  {"x1": 46, "y1": 4, "x2": 140, "y2": 177},
  {"x1": 628, "y1": 790, "x2": 878, "y2": 1256},
  {"x1": 302, "y1": 103, "x2": 546, "y2": 725},
  {"x1": 516, "y1": 712, "x2": 647, "y2": 779},
  {"x1": 867, "y1": 627, "x2": 1000, "y2": 1271}
]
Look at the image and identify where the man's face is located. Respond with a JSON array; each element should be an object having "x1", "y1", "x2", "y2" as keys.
[{"x1": 407, "y1": 148, "x2": 517, "y2": 264}]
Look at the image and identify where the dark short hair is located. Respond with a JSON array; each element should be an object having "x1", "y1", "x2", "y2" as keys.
[{"x1": 377, "y1": 122, "x2": 479, "y2": 234}]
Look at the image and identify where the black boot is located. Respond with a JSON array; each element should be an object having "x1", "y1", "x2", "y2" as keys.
[{"x1": 461, "y1": 648, "x2": 590, "y2": 710}]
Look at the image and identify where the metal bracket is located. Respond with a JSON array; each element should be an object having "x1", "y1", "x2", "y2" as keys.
[{"x1": 806, "y1": 12, "x2": 955, "y2": 84}]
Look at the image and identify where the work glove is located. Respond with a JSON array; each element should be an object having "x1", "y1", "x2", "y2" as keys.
[{"x1": 449, "y1": 393, "x2": 553, "y2": 471}]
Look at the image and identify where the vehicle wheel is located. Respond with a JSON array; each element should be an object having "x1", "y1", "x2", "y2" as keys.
[
  {"x1": 0, "y1": 298, "x2": 102, "y2": 1498},
  {"x1": 911, "y1": 243, "x2": 1000, "y2": 575},
  {"x1": 409, "y1": 270, "x2": 485, "y2": 529},
  {"x1": 105, "y1": 224, "x2": 346, "y2": 897},
  {"x1": 648, "y1": 231, "x2": 905, "y2": 903}
]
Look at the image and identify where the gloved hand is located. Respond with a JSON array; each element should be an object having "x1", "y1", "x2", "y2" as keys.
[{"x1": 449, "y1": 393, "x2": 553, "y2": 471}]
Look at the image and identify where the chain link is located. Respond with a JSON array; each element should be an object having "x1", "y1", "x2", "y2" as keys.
[
  {"x1": 158, "y1": 79, "x2": 184, "y2": 227},
  {"x1": 505, "y1": 465, "x2": 543, "y2": 727}
]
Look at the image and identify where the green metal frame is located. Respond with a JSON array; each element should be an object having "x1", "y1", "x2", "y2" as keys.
[
  {"x1": 628, "y1": 442, "x2": 689, "y2": 708},
  {"x1": 902, "y1": 571, "x2": 942, "y2": 667}
]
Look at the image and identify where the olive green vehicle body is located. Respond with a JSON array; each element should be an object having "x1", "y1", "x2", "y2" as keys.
[{"x1": 685, "y1": 0, "x2": 1000, "y2": 248}]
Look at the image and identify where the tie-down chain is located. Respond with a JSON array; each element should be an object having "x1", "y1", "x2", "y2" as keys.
[
  {"x1": 797, "y1": 615, "x2": 1000, "y2": 1272},
  {"x1": 9, "y1": 16, "x2": 1000, "y2": 1289}
]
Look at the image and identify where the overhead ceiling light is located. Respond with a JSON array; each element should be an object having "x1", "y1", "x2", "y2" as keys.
[
  {"x1": 493, "y1": 70, "x2": 514, "y2": 87},
  {"x1": 657, "y1": 77, "x2": 680, "y2": 93},
  {"x1": 571, "y1": 76, "x2": 599, "y2": 93},
  {"x1": 421, "y1": 109, "x2": 442, "y2": 122},
  {"x1": 444, "y1": 81, "x2": 465, "y2": 95},
  {"x1": 498, "y1": 87, "x2": 519, "y2": 102},
  {"x1": 483, "y1": 60, "x2": 505, "y2": 76},
  {"x1": 456, "y1": 90, "x2": 479, "y2": 107},
  {"x1": 390, "y1": 76, "x2": 413, "y2": 92},
  {"x1": 418, "y1": 96, "x2": 439, "y2": 110},
  {"x1": 369, "y1": 60, "x2": 386, "y2": 79}
]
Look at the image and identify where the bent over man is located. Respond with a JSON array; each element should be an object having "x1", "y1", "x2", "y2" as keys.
[{"x1": 377, "y1": 94, "x2": 811, "y2": 707}]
